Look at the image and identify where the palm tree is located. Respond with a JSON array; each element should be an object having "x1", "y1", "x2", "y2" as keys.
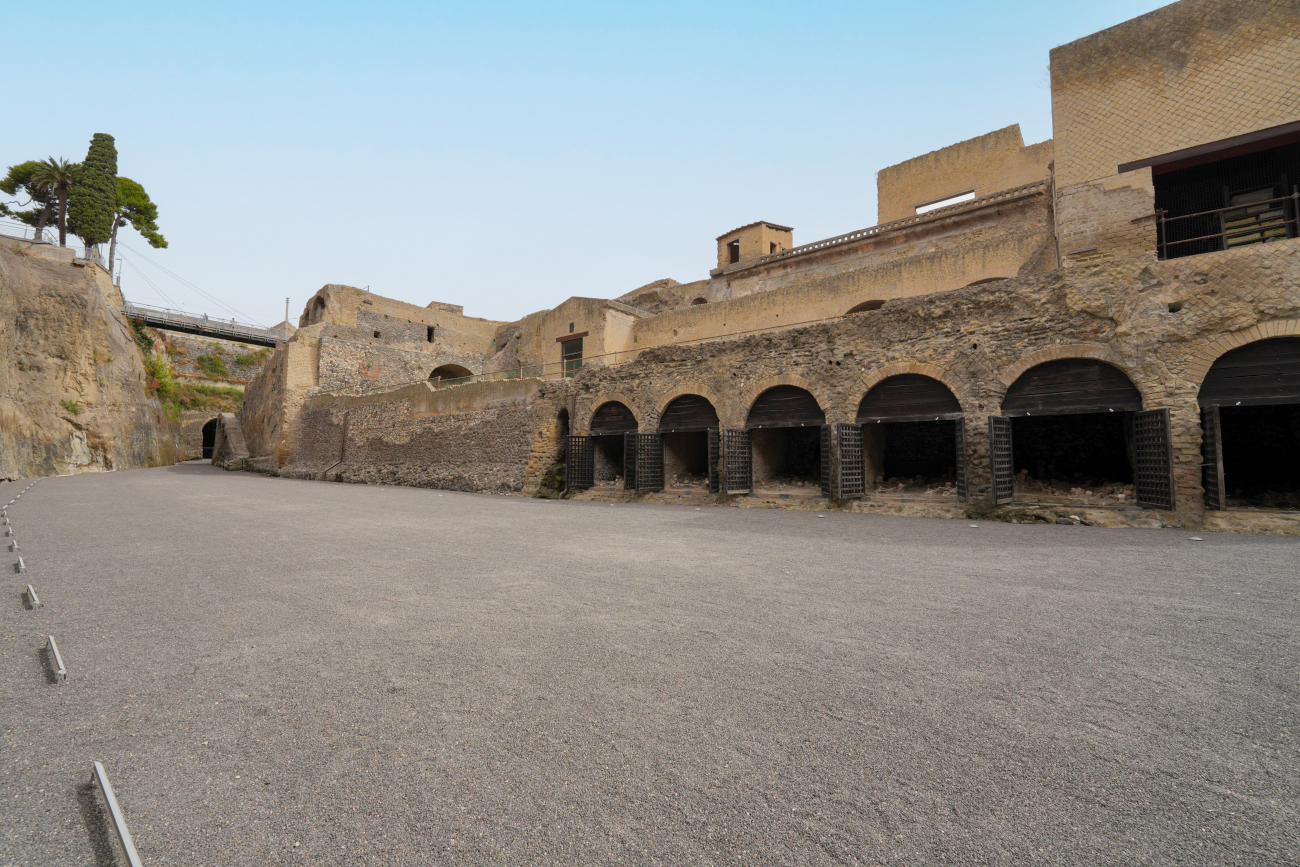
[{"x1": 30, "y1": 158, "x2": 77, "y2": 246}]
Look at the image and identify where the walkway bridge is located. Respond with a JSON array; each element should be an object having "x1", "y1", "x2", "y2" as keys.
[{"x1": 123, "y1": 301, "x2": 284, "y2": 347}]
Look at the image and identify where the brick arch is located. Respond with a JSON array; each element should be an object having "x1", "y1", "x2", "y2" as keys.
[
  {"x1": 654, "y1": 383, "x2": 725, "y2": 421},
  {"x1": 580, "y1": 391, "x2": 642, "y2": 434},
  {"x1": 996, "y1": 344, "x2": 1125, "y2": 388},
  {"x1": 861, "y1": 362, "x2": 966, "y2": 402},
  {"x1": 1184, "y1": 319, "x2": 1300, "y2": 385},
  {"x1": 738, "y1": 374, "x2": 832, "y2": 419}
]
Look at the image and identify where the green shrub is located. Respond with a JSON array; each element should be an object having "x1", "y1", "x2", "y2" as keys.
[
  {"x1": 234, "y1": 347, "x2": 271, "y2": 367},
  {"x1": 196, "y1": 353, "x2": 230, "y2": 378},
  {"x1": 59, "y1": 399, "x2": 83, "y2": 415}
]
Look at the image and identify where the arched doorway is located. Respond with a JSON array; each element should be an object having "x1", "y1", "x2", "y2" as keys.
[
  {"x1": 993, "y1": 359, "x2": 1171, "y2": 508},
  {"x1": 746, "y1": 386, "x2": 825, "y2": 495},
  {"x1": 1198, "y1": 336, "x2": 1300, "y2": 510},
  {"x1": 429, "y1": 364, "x2": 473, "y2": 387},
  {"x1": 589, "y1": 401, "x2": 638, "y2": 489},
  {"x1": 201, "y1": 418, "x2": 218, "y2": 459},
  {"x1": 658, "y1": 394, "x2": 719, "y2": 492},
  {"x1": 857, "y1": 375, "x2": 964, "y2": 497}
]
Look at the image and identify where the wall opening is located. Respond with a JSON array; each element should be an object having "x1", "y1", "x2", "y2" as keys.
[
  {"x1": 307, "y1": 296, "x2": 326, "y2": 324},
  {"x1": 857, "y1": 374, "x2": 962, "y2": 496},
  {"x1": 1199, "y1": 337, "x2": 1300, "y2": 510},
  {"x1": 562, "y1": 337, "x2": 583, "y2": 377},
  {"x1": 846, "y1": 300, "x2": 884, "y2": 314},
  {"x1": 1001, "y1": 360, "x2": 1143, "y2": 504},
  {"x1": 426, "y1": 326, "x2": 434, "y2": 342},
  {"x1": 728, "y1": 240, "x2": 740, "y2": 264},
  {"x1": 691, "y1": 297, "x2": 708, "y2": 305},
  {"x1": 915, "y1": 188, "x2": 976, "y2": 214},
  {"x1": 1154, "y1": 140, "x2": 1299, "y2": 259},
  {"x1": 201, "y1": 418, "x2": 218, "y2": 459},
  {"x1": 589, "y1": 401, "x2": 637, "y2": 489},
  {"x1": 746, "y1": 386, "x2": 825, "y2": 494},
  {"x1": 430, "y1": 364, "x2": 473, "y2": 385},
  {"x1": 659, "y1": 394, "x2": 719, "y2": 491},
  {"x1": 1219, "y1": 404, "x2": 1300, "y2": 508}
]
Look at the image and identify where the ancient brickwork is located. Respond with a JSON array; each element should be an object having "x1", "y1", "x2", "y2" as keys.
[{"x1": 1051, "y1": 0, "x2": 1300, "y2": 263}]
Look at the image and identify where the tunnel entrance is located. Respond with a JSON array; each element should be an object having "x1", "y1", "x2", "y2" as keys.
[
  {"x1": 201, "y1": 418, "x2": 218, "y2": 459},
  {"x1": 746, "y1": 386, "x2": 825, "y2": 495},
  {"x1": 997, "y1": 360, "x2": 1147, "y2": 507},
  {"x1": 856, "y1": 375, "x2": 964, "y2": 498},
  {"x1": 589, "y1": 401, "x2": 638, "y2": 489},
  {"x1": 659, "y1": 394, "x2": 720, "y2": 492},
  {"x1": 1200, "y1": 337, "x2": 1300, "y2": 511}
]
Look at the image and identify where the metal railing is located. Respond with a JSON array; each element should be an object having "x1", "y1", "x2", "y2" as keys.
[
  {"x1": 1158, "y1": 191, "x2": 1299, "y2": 259},
  {"x1": 123, "y1": 301, "x2": 284, "y2": 347}
]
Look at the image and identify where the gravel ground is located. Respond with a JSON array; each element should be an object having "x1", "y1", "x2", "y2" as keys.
[{"x1": 1, "y1": 462, "x2": 1297, "y2": 866}]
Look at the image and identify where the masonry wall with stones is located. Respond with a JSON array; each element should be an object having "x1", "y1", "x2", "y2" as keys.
[
  {"x1": 278, "y1": 237, "x2": 1300, "y2": 529},
  {"x1": 281, "y1": 378, "x2": 568, "y2": 494}
]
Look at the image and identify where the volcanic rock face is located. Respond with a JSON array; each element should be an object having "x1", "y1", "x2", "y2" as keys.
[{"x1": 0, "y1": 240, "x2": 178, "y2": 479}]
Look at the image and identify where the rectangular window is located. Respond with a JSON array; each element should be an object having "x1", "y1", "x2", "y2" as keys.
[
  {"x1": 1154, "y1": 140, "x2": 1299, "y2": 259},
  {"x1": 562, "y1": 337, "x2": 583, "y2": 378},
  {"x1": 426, "y1": 326, "x2": 434, "y2": 342},
  {"x1": 728, "y1": 240, "x2": 740, "y2": 263},
  {"x1": 915, "y1": 189, "x2": 977, "y2": 215}
]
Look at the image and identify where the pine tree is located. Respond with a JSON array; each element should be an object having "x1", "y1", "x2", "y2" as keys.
[
  {"x1": 107, "y1": 177, "x2": 167, "y2": 276},
  {"x1": 68, "y1": 133, "x2": 117, "y2": 257}
]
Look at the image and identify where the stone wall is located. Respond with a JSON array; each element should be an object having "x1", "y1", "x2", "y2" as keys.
[
  {"x1": 876, "y1": 125, "x2": 1053, "y2": 223},
  {"x1": 279, "y1": 237, "x2": 1300, "y2": 530},
  {"x1": 282, "y1": 378, "x2": 567, "y2": 493},
  {"x1": 1050, "y1": 0, "x2": 1300, "y2": 264}
]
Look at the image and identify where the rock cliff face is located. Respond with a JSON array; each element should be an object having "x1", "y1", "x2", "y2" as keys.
[{"x1": 0, "y1": 239, "x2": 178, "y2": 479}]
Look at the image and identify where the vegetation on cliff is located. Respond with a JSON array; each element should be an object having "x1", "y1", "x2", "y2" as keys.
[{"x1": 130, "y1": 319, "x2": 243, "y2": 420}]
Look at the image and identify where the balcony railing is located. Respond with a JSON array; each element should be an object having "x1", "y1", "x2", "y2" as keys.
[{"x1": 1157, "y1": 191, "x2": 1299, "y2": 260}]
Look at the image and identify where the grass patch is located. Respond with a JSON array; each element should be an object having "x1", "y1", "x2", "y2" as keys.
[
  {"x1": 59, "y1": 399, "x2": 83, "y2": 415},
  {"x1": 196, "y1": 353, "x2": 230, "y2": 378}
]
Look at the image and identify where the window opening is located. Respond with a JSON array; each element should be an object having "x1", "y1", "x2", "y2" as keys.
[
  {"x1": 1154, "y1": 140, "x2": 1299, "y2": 259},
  {"x1": 426, "y1": 326, "x2": 434, "y2": 342},
  {"x1": 373, "y1": 330, "x2": 381, "y2": 339},
  {"x1": 769, "y1": 242, "x2": 777, "y2": 254},
  {"x1": 915, "y1": 189, "x2": 976, "y2": 214},
  {"x1": 728, "y1": 240, "x2": 740, "y2": 264},
  {"x1": 562, "y1": 337, "x2": 583, "y2": 377}
]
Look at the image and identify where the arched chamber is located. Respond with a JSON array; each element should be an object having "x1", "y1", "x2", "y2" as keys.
[
  {"x1": 1198, "y1": 337, "x2": 1300, "y2": 511},
  {"x1": 658, "y1": 395, "x2": 720, "y2": 493},
  {"x1": 855, "y1": 375, "x2": 966, "y2": 500},
  {"x1": 987, "y1": 359, "x2": 1174, "y2": 509}
]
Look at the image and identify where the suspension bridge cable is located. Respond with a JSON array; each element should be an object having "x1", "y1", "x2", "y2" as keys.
[
  {"x1": 116, "y1": 240, "x2": 266, "y2": 326},
  {"x1": 120, "y1": 257, "x2": 182, "y2": 309}
]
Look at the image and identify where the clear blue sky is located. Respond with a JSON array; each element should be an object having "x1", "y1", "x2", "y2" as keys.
[{"x1": 6, "y1": 0, "x2": 1169, "y2": 327}]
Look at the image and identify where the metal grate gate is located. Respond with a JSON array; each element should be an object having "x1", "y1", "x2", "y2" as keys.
[
  {"x1": 635, "y1": 434, "x2": 664, "y2": 491},
  {"x1": 623, "y1": 432, "x2": 639, "y2": 490},
  {"x1": 708, "y1": 428, "x2": 720, "y2": 494},
  {"x1": 722, "y1": 429, "x2": 752, "y2": 495},
  {"x1": 820, "y1": 425, "x2": 834, "y2": 498},
  {"x1": 988, "y1": 417, "x2": 1014, "y2": 505},
  {"x1": 954, "y1": 418, "x2": 969, "y2": 502},
  {"x1": 566, "y1": 435, "x2": 593, "y2": 490},
  {"x1": 1200, "y1": 406, "x2": 1225, "y2": 511},
  {"x1": 837, "y1": 423, "x2": 864, "y2": 498},
  {"x1": 1134, "y1": 408, "x2": 1177, "y2": 510}
]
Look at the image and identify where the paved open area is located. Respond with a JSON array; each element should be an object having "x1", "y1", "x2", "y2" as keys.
[{"x1": 2, "y1": 463, "x2": 1297, "y2": 866}]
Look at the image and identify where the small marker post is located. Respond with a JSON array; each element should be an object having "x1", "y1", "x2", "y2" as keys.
[
  {"x1": 15, "y1": 557, "x2": 25, "y2": 573},
  {"x1": 26, "y1": 584, "x2": 41, "y2": 608},
  {"x1": 46, "y1": 635, "x2": 66, "y2": 682}
]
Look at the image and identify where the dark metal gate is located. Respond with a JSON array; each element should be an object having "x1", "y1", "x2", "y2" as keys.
[
  {"x1": 634, "y1": 433, "x2": 663, "y2": 491},
  {"x1": 566, "y1": 435, "x2": 593, "y2": 490},
  {"x1": 623, "y1": 432, "x2": 638, "y2": 490},
  {"x1": 954, "y1": 418, "x2": 969, "y2": 502},
  {"x1": 1200, "y1": 406, "x2": 1225, "y2": 511},
  {"x1": 1134, "y1": 408, "x2": 1177, "y2": 510},
  {"x1": 836, "y1": 423, "x2": 864, "y2": 498},
  {"x1": 721, "y1": 428, "x2": 751, "y2": 495},
  {"x1": 820, "y1": 425, "x2": 833, "y2": 498},
  {"x1": 988, "y1": 417, "x2": 1014, "y2": 505},
  {"x1": 708, "y1": 428, "x2": 720, "y2": 494}
]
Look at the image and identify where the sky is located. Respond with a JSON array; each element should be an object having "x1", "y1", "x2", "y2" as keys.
[{"x1": 4, "y1": 0, "x2": 1171, "y2": 328}]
